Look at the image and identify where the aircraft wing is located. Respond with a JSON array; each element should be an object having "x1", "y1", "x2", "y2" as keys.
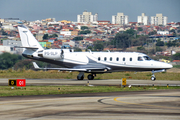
[{"x1": 32, "y1": 62, "x2": 110, "y2": 72}]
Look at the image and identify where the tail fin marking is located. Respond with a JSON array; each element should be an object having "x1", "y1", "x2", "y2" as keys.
[{"x1": 18, "y1": 25, "x2": 44, "y2": 50}]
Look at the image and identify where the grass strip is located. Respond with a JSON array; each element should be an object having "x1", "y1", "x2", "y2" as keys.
[
  {"x1": 0, "y1": 85, "x2": 180, "y2": 97},
  {"x1": 0, "y1": 70, "x2": 180, "y2": 80}
]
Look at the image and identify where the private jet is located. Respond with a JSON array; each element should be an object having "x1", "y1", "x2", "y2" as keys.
[{"x1": 18, "y1": 25, "x2": 172, "y2": 81}]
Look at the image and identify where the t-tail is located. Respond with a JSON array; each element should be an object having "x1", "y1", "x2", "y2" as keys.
[{"x1": 18, "y1": 25, "x2": 44, "y2": 51}]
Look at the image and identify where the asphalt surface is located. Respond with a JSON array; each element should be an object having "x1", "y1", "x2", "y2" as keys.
[
  {"x1": 1, "y1": 78, "x2": 180, "y2": 86},
  {"x1": 0, "y1": 79, "x2": 180, "y2": 120}
]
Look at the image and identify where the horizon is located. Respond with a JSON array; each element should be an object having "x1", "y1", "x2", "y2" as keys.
[{"x1": 0, "y1": 0, "x2": 180, "y2": 22}]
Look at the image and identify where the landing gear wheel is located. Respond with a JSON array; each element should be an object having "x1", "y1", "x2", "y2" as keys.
[
  {"x1": 87, "y1": 74, "x2": 94, "y2": 80},
  {"x1": 151, "y1": 76, "x2": 156, "y2": 81},
  {"x1": 77, "y1": 76, "x2": 84, "y2": 80}
]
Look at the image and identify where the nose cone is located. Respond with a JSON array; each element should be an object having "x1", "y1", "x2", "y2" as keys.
[
  {"x1": 166, "y1": 63, "x2": 173, "y2": 69},
  {"x1": 162, "y1": 62, "x2": 173, "y2": 69}
]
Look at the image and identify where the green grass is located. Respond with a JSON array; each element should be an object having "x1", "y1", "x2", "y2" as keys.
[
  {"x1": 0, "y1": 70, "x2": 180, "y2": 80},
  {"x1": 173, "y1": 65, "x2": 180, "y2": 68},
  {"x1": 0, "y1": 85, "x2": 180, "y2": 97}
]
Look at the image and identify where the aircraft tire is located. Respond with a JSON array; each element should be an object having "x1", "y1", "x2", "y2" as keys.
[
  {"x1": 87, "y1": 74, "x2": 94, "y2": 80},
  {"x1": 151, "y1": 77, "x2": 156, "y2": 81},
  {"x1": 77, "y1": 76, "x2": 84, "y2": 80}
]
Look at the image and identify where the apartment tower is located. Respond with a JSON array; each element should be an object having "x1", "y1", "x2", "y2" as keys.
[{"x1": 112, "y1": 13, "x2": 128, "y2": 25}]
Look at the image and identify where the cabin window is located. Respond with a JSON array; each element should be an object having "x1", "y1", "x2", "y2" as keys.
[
  {"x1": 143, "y1": 56, "x2": 152, "y2": 60},
  {"x1": 98, "y1": 57, "x2": 101, "y2": 61},
  {"x1": 123, "y1": 57, "x2": 125, "y2": 61},
  {"x1": 110, "y1": 57, "x2": 112, "y2": 61},
  {"x1": 138, "y1": 57, "x2": 143, "y2": 61},
  {"x1": 130, "y1": 58, "x2": 132, "y2": 61},
  {"x1": 116, "y1": 57, "x2": 119, "y2": 61},
  {"x1": 104, "y1": 57, "x2": 107, "y2": 61}
]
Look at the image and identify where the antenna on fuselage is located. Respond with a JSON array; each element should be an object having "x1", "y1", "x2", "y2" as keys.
[{"x1": 88, "y1": 49, "x2": 92, "y2": 53}]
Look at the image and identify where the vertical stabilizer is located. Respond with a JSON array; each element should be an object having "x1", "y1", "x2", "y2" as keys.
[{"x1": 18, "y1": 25, "x2": 44, "y2": 50}]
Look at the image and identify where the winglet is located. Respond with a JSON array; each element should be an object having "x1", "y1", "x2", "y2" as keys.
[{"x1": 32, "y1": 62, "x2": 40, "y2": 69}]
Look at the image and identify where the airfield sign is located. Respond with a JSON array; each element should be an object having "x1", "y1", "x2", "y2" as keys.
[
  {"x1": 17, "y1": 79, "x2": 26, "y2": 87},
  {"x1": 122, "y1": 78, "x2": 126, "y2": 86},
  {"x1": 8, "y1": 79, "x2": 17, "y2": 86},
  {"x1": 8, "y1": 79, "x2": 26, "y2": 87}
]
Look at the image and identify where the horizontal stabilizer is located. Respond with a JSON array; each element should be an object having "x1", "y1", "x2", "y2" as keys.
[
  {"x1": 32, "y1": 62, "x2": 40, "y2": 69},
  {"x1": 15, "y1": 46, "x2": 39, "y2": 49}
]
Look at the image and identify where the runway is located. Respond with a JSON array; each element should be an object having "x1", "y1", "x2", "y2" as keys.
[
  {"x1": 0, "y1": 90, "x2": 180, "y2": 120},
  {"x1": 0, "y1": 79, "x2": 180, "y2": 119}
]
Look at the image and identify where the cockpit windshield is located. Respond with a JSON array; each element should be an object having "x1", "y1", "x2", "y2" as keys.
[
  {"x1": 143, "y1": 56, "x2": 152, "y2": 60},
  {"x1": 138, "y1": 57, "x2": 143, "y2": 61}
]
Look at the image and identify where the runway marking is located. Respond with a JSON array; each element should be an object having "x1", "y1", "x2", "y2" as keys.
[
  {"x1": 114, "y1": 97, "x2": 180, "y2": 109},
  {"x1": 0, "y1": 97, "x2": 101, "y2": 106}
]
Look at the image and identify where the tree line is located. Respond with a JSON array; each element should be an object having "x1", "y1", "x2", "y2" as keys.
[{"x1": 0, "y1": 53, "x2": 61, "y2": 70}]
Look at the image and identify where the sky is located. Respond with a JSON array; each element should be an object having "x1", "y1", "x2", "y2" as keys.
[{"x1": 0, "y1": 0, "x2": 180, "y2": 22}]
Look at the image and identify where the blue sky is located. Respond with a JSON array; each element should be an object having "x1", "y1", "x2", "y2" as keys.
[{"x1": 0, "y1": 0, "x2": 180, "y2": 22}]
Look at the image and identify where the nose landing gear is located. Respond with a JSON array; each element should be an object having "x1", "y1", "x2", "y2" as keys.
[{"x1": 151, "y1": 73, "x2": 156, "y2": 81}]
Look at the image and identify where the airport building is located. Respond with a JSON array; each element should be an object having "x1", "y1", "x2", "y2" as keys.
[
  {"x1": 137, "y1": 13, "x2": 149, "y2": 25},
  {"x1": 151, "y1": 13, "x2": 167, "y2": 25},
  {"x1": 77, "y1": 11, "x2": 98, "y2": 23},
  {"x1": 112, "y1": 13, "x2": 128, "y2": 25}
]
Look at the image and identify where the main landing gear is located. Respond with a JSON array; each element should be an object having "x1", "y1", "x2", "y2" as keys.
[
  {"x1": 87, "y1": 74, "x2": 96, "y2": 80},
  {"x1": 77, "y1": 72, "x2": 96, "y2": 80},
  {"x1": 77, "y1": 72, "x2": 84, "y2": 80}
]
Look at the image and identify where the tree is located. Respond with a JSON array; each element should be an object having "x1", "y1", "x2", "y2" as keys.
[
  {"x1": 73, "y1": 47, "x2": 82, "y2": 52},
  {"x1": 131, "y1": 35, "x2": 148, "y2": 46},
  {"x1": 43, "y1": 34, "x2": 49, "y2": 40},
  {"x1": 79, "y1": 30, "x2": 91, "y2": 34},
  {"x1": 49, "y1": 34, "x2": 58, "y2": 38},
  {"x1": 0, "y1": 53, "x2": 22, "y2": 70},
  {"x1": 94, "y1": 43, "x2": 104, "y2": 51},
  {"x1": 73, "y1": 36, "x2": 83, "y2": 41},
  {"x1": 81, "y1": 26, "x2": 89, "y2": 30},
  {"x1": 87, "y1": 46, "x2": 93, "y2": 50},
  {"x1": 138, "y1": 27, "x2": 143, "y2": 31},
  {"x1": 172, "y1": 52, "x2": 180, "y2": 60},
  {"x1": 1, "y1": 29, "x2": 7, "y2": 35},
  {"x1": 156, "y1": 46, "x2": 163, "y2": 52},
  {"x1": 112, "y1": 33, "x2": 131, "y2": 50},
  {"x1": 124, "y1": 29, "x2": 136, "y2": 36},
  {"x1": 93, "y1": 41, "x2": 105, "y2": 51},
  {"x1": 148, "y1": 30, "x2": 157, "y2": 35},
  {"x1": 156, "y1": 40, "x2": 164, "y2": 46},
  {"x1": 137, "y1": 46, "x2": 145, "y2": 50},
  {"x1": 166, "y1": 40, "x2": 177, "y2": 47}
]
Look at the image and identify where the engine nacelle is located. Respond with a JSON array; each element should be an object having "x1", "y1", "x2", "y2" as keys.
[{"x1": 38, "y1": 49, "x2": 63, "y2": 60}]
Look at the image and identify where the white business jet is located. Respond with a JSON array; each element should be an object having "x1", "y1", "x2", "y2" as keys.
[{"x1": 18, "y1": 25, "x2": 172, "y2": 81}]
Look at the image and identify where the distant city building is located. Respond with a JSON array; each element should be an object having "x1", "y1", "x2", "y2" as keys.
[
  {"x1": 157, "y1": 31, "x2": 169, "y2": 35},
  {"x1": 0, "y1": 18, "x2": 5, "y2": 23},
  {"x1": 77, "y1": 11, "x2": 98, "y2": 23},
  {"x1": 42, "y1": 18, "x2": 56, "y2": 24},
  {"x1": 4, "y1": 18, "x2": 21, "y2": 23},
  {"x1": 151, "y1": 14, "x2": 167, "y2": 25},
  {"x1": 137, "y1": 13, "x2": 149, "y2": 25},
  {"x1": 2, "y1": 40, "x2": 23, "y2": 54},
  {"x1": 112, "y1": 13, "x2": 128, "y2": 25}
]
